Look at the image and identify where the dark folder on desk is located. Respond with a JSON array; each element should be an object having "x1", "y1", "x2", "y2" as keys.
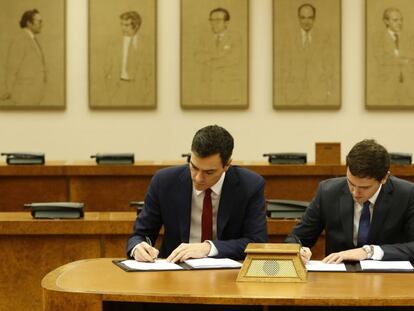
[
  {"x1": 263, "y1": 153, "x2": 307, "y2": 164},
  {"x1": 130, "y1": 201, "x2": 145, "y2": 215},
  {"x1": 113, "y1": 258, "x2": 242, "y2": 272},
  {"x1": 24, "y1": 202, "x2": 84, "y2": 219},
  {"x1": 91, "y1": 153, "x2": 134, "y2": 165},
  {"x1": 266, "y1": 199, "x2": 308, "y2": 219},
  {"x1": 389, "y1": 152, "x2": 412, "y2": 165},
  {"x1": 1, "y1": 152, "x2": 45, "y2": 165}
]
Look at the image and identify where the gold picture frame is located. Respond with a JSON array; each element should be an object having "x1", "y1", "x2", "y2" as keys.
[
  {"x1": 366, "y1": 0, "x2": 414, "y2": 109},
  {"x1": 0, "y1": 0, "x2": 66, "y2": 109},
  {"x1": 273, "y1": 0, "x2": 341, "y2": 109},
  {"x1": 181, "y1": 0, "x2": 249, "y2": 109},
  {"x1": 89, "y1": 0, "x2": 156, "y2": 109}
]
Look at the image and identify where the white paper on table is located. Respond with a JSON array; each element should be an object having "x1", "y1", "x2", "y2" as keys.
[
  {"x1": 360, "y1": 260, "x2": 414, "y2": 271},
  {"x1": 121, "y1": 259, "x2": 183, "y2": 271},
  {"x1": 184, "y1": 258, "x2": 242, "y2": 269},
  {"x1": 305, "y1": 260, "x2": 347, "y2": 271}
]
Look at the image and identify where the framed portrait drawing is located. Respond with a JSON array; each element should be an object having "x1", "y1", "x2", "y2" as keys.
[
  {"x1": 89, "y1": 0, "x2": 156, "y2": 108},
  {"x1": 273, "y1": 0, "x2": 341, "y2": 109},
  {"x1": 181, "y1": 0, "x2": 249, "y2": 109},
  {"x1": 366, "y1": 0, "x2": 414, "y2": 109},
  {"x1": 0, "y1": 0, "x2": 66, "y2": 109}
]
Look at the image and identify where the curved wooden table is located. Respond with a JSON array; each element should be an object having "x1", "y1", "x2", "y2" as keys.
[{"x1": 42, "y1": 258, "x2": 414, "y2": 310}]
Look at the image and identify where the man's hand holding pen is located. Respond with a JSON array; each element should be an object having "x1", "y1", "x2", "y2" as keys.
[
  {"x1": 300, "y1": 247, "x2": 312, "y2": 263},
  {"x1": 293, "y1": 234, "x2": 312, "y2": 263},
  {"x1": 133, "y1": 238, "x2": 159, "y2": 263}
]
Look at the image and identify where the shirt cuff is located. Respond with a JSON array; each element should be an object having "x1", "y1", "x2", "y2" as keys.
[
  {"x1": 130, "y1": 244, "x2": 140, "y2": 258},
  {"x1": 371, "y1": 245, "x2": 384, "y2": 260},
  {"x1": 206, "y1": 240, "x2": 218, "y2": 257}
]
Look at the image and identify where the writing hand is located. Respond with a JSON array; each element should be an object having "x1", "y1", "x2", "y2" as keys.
[
  {"x1": 300, "y1": 247, "x2": 312, "y2": 263},
  {"x1": 133, "y1": 241, "x2": 159, "y2": 263},
  {"x1": 322, "y1": 248, "x2": 366, "y2": 264},
  {"x1": 166, "y1": 242, "x2": 211, "y2": 263}
]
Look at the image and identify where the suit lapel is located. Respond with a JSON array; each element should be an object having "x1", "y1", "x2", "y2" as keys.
[
  {"x1": 177, "y1": 168, "x2": 193, "y2": 242},
  {"x1": 369, "y1": 179, "x2": 393, "y2": 242},
  {"x1": 339, "y1": 183, "x2": 355, "y2": 249},
  {"x1": 216, "y1": 167, "x2": 239, "y2": 238}
]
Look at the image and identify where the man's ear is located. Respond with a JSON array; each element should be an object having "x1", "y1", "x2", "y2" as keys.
[
  {"x1": 223, "y1": 158, "x2": 232, "y2": 172},
  {"x1": 381, "y1": 171, "x2": 390, "y2": 184}
]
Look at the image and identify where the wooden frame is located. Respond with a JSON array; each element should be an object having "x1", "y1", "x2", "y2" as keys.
[
  {"x1": 88, "y1": 0, "x2": 156, "y2": 109},
  {"x1": 180, "y1": 0, "x2": 249, "y2": 109},
  {"x1": 237, "y1": 243, "x2": 307, "y2": 283},
  {"x1": 0, "y1": 0, "x2": 66, "y2": 109},
  {"x1": 273, "y1": 0, "x2": 341, "y2": 109},
  {"x1": 366, "y1": 0, "x2": 414, "y2": 109}
]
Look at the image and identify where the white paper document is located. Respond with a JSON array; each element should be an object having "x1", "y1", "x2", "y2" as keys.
[
  {"x1": 184, "y1": 258, "x2": 242, "y2": 269},
  {"x1": 121, "y1": 259, "x2": 183, "y2": 271},
  {"x1": 360, "y1": 260, "x2": 414, "y2": 271},
  {"x1": 305, "y1": 260, "x2": 347, "y2": 272}
]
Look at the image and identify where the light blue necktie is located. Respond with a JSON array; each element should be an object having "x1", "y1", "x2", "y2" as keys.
[{"x1": 357, "y1": 201, "x2": 371, "y2": 247}]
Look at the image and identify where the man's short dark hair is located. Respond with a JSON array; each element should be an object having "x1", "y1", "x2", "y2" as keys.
[
  {"x1": 346, "y1": 139, "x2": 390, "y2": 181},
  {"x1": 191, "y1": 125, "x2": 234, "y2": 167},
  {"x1": 20, "y1": 9, "x2": 39, "y2": 28},
  {"x1": 120, "y1": 11, "x2": 142, "y2": 30},
  {"x1": 209, "y1": 7, "x2": 230, "y2": 21},
  {"x1": 298, "y1": 3, "x2": 316, "y2": 18}
]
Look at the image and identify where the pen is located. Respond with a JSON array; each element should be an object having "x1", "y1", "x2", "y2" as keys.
[
  {"x1": 145, "y1": 236, "x2": 152, "y2": 246},
  {"x1": 293, "y1": 234, "x2": 302, "y2": 247}
]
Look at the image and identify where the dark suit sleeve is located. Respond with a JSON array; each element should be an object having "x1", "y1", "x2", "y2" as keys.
[
  {"x1": 381, "y1": 185, "x2": 414, "y2": 261},
  {"x1": 213, "y1": 176, "x2": 268, "y2": 260},
  {"x1": 126, "y1": 173, "x2": 163, "y2": 257},
  {"x1": 285, "y1": 183, "x2": 325, "y2": 248}
]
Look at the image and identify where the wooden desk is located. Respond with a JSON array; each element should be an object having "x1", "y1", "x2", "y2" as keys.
[
  {"x1": 42, "y1": 258, "x2": 414, "y2": 310},
  {"x1": 0, "y1": 212, "x2": 315, "y2": 311},
  {"x1": 0, "y1": 212, "x2": 132, "y2": 311}
]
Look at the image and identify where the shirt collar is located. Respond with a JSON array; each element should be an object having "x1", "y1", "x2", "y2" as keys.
[
  {"x1": 367, "y1": 184, "x2": 382, "y2": 205},
  {"x1": 123, "y1": 34, "x2": 139, "y2": 46},
  {"x1": 300, "y1": 29, "x2": 312, "y2": 43},
  {"x1": 194, "y1": 172, "x2": 226, "y2": 196},
  {"x1": 24, "y1": 28, "x2": 35, "y2": 39},
  {"x1": 387, "y1": 29, "x2": 399, "y2": 40}
]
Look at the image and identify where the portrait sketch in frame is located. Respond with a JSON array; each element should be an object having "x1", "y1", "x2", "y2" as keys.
[
  {"x1": 274, "y1": 0, "x2": 341, "y2": 109},
  {"x1": 89, "y1": 0, "x2": 156, "y2": 108},
  {"x1": 0, "y1": 0, "x2": 66, "y2": 109},
  {"x1": 366, "y1": 0, "x2": 414, "y2": 109},
  {"x1": 181, "y1": 0, "x2": 249, "y2": 109}
]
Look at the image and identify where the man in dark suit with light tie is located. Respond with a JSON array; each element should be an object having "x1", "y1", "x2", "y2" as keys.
[
  {"x1": 287, "y1": 139, "x2": 414, "y2": 263},
  {"x1": 127, "y1": 125, "x2": 267, "y2": 262}
]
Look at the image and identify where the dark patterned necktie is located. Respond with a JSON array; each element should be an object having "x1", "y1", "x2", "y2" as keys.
[
  {"x1": 357, "y1": 201, "x2": 371, "y2": 247},
  {"x1": 201, "y1": 188, "x2": 213, "y2": 241}
]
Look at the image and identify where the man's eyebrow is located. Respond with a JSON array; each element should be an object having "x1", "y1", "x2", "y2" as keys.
[
  {"x1": 190, "y1": 161, "x2": 217, "y2": 173},
  {"x1": 190, "y1": 161, "x2": 198, "y2": 170},
  {"x1": 347, "y1": 178, "x2": 371, "y2": 188}
]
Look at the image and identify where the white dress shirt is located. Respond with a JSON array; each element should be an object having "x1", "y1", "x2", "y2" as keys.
[{"x1": 353, "y1": 184, "x2": 384, "y2": 260}]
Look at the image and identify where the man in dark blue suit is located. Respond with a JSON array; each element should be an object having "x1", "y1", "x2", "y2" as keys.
[
  {"x1": 287, "y1": 139, "x2": 414, "y2": 263},
  {"x1": 127, "y1": 125, "x2": 267, "y2": 262}
]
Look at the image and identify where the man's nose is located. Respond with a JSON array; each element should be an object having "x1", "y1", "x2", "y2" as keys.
[
  {"x1": 352, "y1": 187, "x2": 361, "y2": 196},
  {"x1": 195, "y1": 171, "x2": 205, "y2": 181}
]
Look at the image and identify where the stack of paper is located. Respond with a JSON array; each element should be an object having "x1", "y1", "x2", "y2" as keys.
[
  {"x1": 184, "y1": 258, "x2": 242, "y2": 269},
  {"x1": 121, "y1": 259, "x2": 183, "y2": 271},
  {"x1": 360, "y1": 260, "x2": 414, "y2": 271},
  {"x1": 305, "y1": 260, "x2": 346, "y2": 271}
]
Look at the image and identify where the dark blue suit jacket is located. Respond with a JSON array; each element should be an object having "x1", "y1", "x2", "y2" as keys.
[
  {"x1": 127, "y1": 165, "x2": 268, "y2": 260},
  {"x1": 286, "y1": 176, "x2": 414, "y2": 260}
]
